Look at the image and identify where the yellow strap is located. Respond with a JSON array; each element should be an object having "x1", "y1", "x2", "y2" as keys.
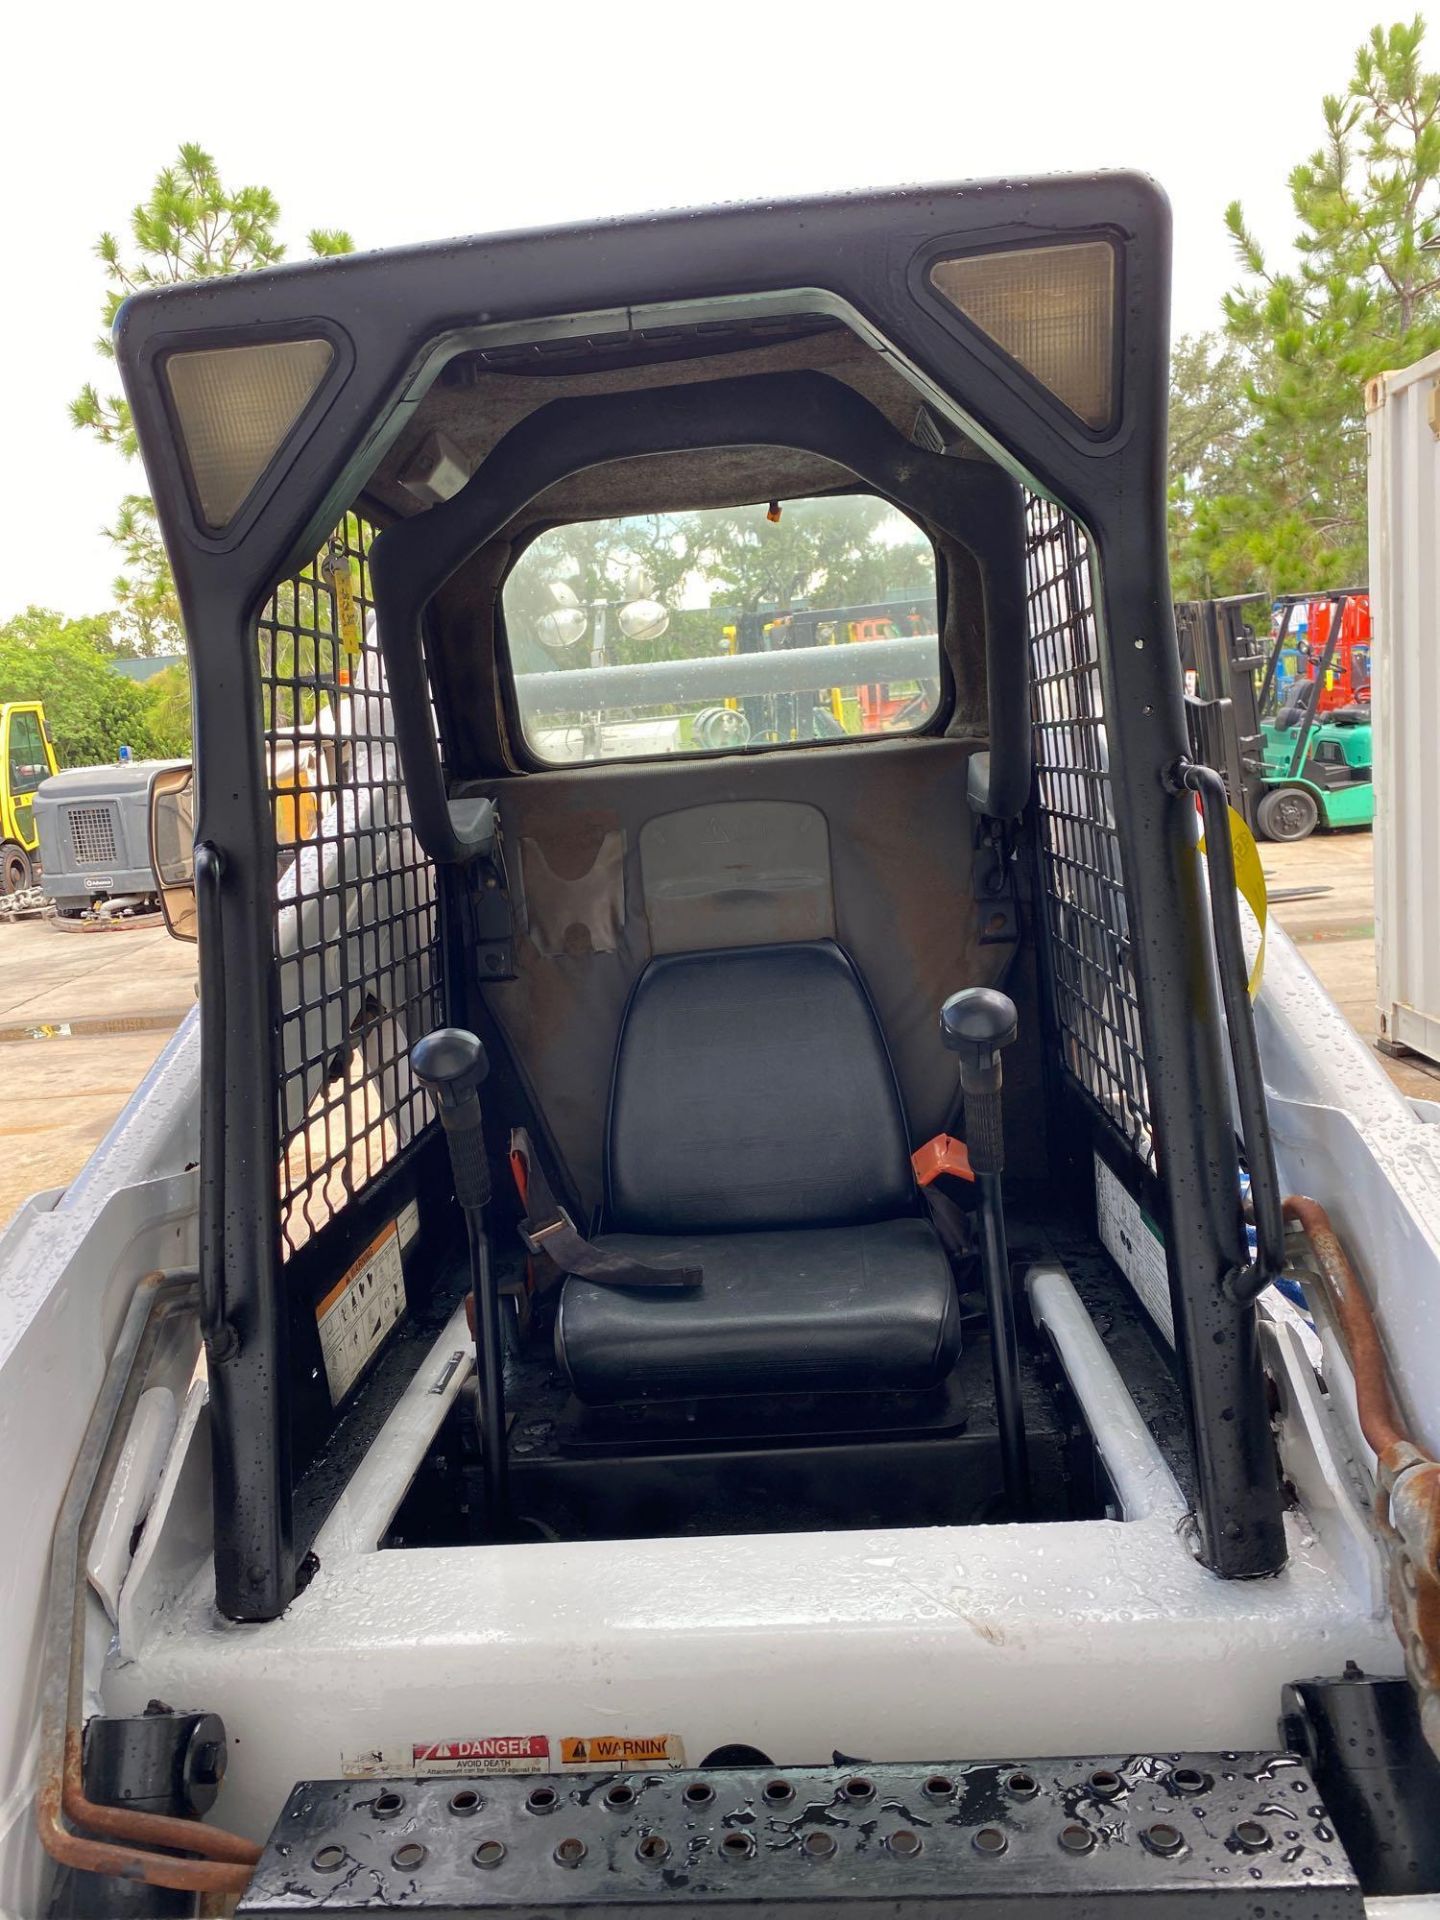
[
  {"x1": 1198, "y1": 805, "x2": 1268, "y2": 999},
  {"x1": 322, "y1": 546, "x2": 364, "y2": 657}
]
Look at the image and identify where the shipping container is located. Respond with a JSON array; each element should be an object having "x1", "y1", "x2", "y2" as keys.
[{"x1": 1366, "y1": 348, "x2": 1440, "y2": 1067}]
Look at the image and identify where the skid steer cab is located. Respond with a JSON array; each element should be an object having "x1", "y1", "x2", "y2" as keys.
[{"x1": 12, "y1": 173, "x2": 1440, "y2": 1920}]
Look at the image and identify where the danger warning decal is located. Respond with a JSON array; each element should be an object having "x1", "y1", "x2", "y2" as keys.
[
  {"x1": 559, "y1": 1734, "x2": 685, "y2": 1771},
  {"x1": 341, "y1": 1736, "x2": 549, "y2": 1778},
  {"x1": 340, "y1": 1732, "x2": 684, "y2": 1780}
]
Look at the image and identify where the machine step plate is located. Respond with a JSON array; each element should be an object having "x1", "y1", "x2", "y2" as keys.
[{"x1": 238, "y1": 1752, "x2": 1359, "y2": 1916}]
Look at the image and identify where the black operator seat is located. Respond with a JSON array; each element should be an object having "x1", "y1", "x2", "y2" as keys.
[{"x1": 554, "y1": 940, "x2": 961, "y2": 1405}]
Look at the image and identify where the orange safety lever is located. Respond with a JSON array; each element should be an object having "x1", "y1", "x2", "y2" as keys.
[{"x1": 912, "y1": 1134, "x2": 974, "y2": 1187}]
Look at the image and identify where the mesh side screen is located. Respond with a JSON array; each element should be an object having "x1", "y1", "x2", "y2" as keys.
[
  {"x1": 1026, "y1": 495, "x2": 1153, "y2": 1166},
  {"x1": 258, "y1": 514, "x2": 441, "y2": 1258}
]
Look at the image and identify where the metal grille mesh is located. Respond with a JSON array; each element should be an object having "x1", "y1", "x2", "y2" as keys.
[
  {"x1": 68, "y1": 806, "x2": 117, "y2": 867},
  {"x1": 1026, "y1": 495, "x2": 1153, "y2": 1165},
  {"x1": 258, "y1": 514, "x2": 441, "y2": 1258}
]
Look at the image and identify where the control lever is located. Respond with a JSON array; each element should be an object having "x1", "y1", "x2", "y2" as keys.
[
  {"x1": 411, "y1": 1027, "x2": 511, "y2": 1537},
  {"x1": 941, "y1": 988, "x2": 1030, "y2": 1517}
]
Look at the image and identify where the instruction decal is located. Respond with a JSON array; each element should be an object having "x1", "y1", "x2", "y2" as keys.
[
  {"x1": 342, "y1": 1736, "x2": 551, "y2": 1778},
  {"x1": 1094, "y1": 1153, "x2": 1174, "y2": 1346},
  {"x1": 559, "y1": 1734, "x2": 685, "y2": 1771},
  {"x1": 315, "y1": 1220, "x2": 407, "y2": 1406}
]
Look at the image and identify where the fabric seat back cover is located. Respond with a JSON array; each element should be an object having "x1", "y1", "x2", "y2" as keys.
[{"x1": 607, "y1": 940, "x2": 914, "y2": 1235}]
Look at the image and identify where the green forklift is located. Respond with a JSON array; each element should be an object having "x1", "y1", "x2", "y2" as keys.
[
  {"x1": 1255, "y1": 590, "x2": 1373, "y2": 842},
  {"x1": 1175, "y1": 591, "x2": 1374, "y2": 843}
]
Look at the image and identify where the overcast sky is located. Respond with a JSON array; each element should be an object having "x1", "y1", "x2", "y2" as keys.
[{"x1": 1, "y1": 0, "x2": 1392, "y2": 620}]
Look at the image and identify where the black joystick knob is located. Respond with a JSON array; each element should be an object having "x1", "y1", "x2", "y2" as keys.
[
  {"x1": 938, "y1": 985, "x2": 1028, "y2": 1515},
  {"x1": 940, "y1": 988, "x2": 1017, "y2": 1183},
  {"x1": 412, "y1": 1027, "x2": 490, "y2": 1210},
  {"x1": 412, "y1": 1027, "x2": 489, "y2": 1122},
  {"x1": 940, "y1": 988, "x2": 1018, "y2": 1096}
]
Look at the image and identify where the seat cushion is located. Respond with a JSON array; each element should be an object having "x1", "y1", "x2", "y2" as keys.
[
  {"x1": 555, "y1": 1217, "x2": 960, "y2": 1405},
  {"x1": 607, "y1": 941, "x2": 914, "y2": 1234}
]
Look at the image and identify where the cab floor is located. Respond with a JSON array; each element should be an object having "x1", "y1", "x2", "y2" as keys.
[{"x1": 382, "y1": 1209, "x2": 1190, "y2": 1549}]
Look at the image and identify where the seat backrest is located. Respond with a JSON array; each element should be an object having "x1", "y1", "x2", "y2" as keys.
[{"x1": 606, "y1": 940, "x2": 914, "y2": 1235}]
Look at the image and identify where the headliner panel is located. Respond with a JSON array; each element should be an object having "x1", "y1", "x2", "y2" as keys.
[{"x1": 368, "y1": 324, "x2": 984, "y2": 529}]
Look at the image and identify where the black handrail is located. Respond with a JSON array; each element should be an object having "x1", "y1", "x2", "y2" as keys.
[
  {"x1": 1170, "y1": 759, "x2": 1286, "y2": 1298},
  {"x1": 194, "y1": 842, "x2": 236, "y2": 1361}
]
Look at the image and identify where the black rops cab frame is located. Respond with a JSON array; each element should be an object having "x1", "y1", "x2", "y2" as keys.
[{"x1": 115, "y1": 173, "x2": 1286, "y2": 1621}]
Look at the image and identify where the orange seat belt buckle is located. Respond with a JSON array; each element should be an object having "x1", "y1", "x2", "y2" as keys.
[
  {"x1": 509, "y1": 1145, "x2": 530, "y2": 1208},
  {"x1": 509, "y1": 1132, "x2": 535, "y2": 1295},
  {"x1": 912, "y1": 1134, "x2": 974, "y2": 1187}
]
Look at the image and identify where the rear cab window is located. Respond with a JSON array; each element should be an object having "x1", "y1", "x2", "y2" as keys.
[{"x1": 504, "y1": 494, "x2": 940, "y2": 765}]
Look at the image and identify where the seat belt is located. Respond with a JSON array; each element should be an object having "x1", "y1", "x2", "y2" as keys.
[
  {"x1": 509, "y1": 1128, "x2": 702, "y2": 1292},
  {"x1": 912, "y1": 1133, "x2": 975, "y2": 1266}
]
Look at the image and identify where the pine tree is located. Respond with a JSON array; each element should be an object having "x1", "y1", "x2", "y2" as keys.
[
  {"x1": 1173, "y1": 17, "x2": 1440, "y2": 593},
  {"x1": 70, "y1": 144, "x2": 354, "y2": 650}
]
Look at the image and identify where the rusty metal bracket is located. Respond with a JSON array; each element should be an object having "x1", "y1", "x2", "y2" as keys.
[
  {"x1": 1284, "y1": 1195, "x2": 1440, "y2": 1760},
  {"x1": 1377, "y1": 1443, "x2": 1440, "y2": 1758},
  {"x1": 36, "y1": 1270, "x2": 259, "y2": 1897}
]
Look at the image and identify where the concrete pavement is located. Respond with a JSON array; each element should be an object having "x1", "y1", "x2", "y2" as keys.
[
  {"x1": 0, "y1": 825, "x2": 1431, "y2": 1233},
  {"x1": 0, "y1": 917, "x2": 196, "y2": 1225},
  {"x1": 1262, "y1": 829, "x2": 1439, "y2": 1104}
]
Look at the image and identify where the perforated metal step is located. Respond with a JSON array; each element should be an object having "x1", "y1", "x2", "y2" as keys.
[{"x1": 238, "y1": 1750, "x2": 1359, "y2": 1914}]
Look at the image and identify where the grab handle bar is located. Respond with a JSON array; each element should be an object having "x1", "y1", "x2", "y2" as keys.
[
  {"x1": 1170, "y1": 758, "x2": 1285, "y2": 1300},
  {"x1": 194, "y1": 842, "x2": 236, "y2": 1359}
]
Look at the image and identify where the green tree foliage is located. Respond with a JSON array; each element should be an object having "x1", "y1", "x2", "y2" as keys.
[
  {"x1": 1173, "y1": 17, "x2": 1440, "y2": 594},
  {"x1": 1167, "y1": 334, "x2": 1261, "y2": 596},
  {"x1": 511, "y1": 496, "x2": 933, "y2": 669},
  {"x1": 106, "y1": 497, "x2": 185, "y2": 656},
  {"x1": 0, "y1": 609, "x2": 174, "y2": 765},
  {"x1": 143, "y1": 664, "x2": 194, "y2": 759},
  {"x1": 689, "y1": 495, "x2": 932, "y2": 620},
  {"x1": 70, "y1": 143, "x2": 355, "y2": 651},
  {"x1": 0, "y1": 605, "x2": 129, "y2": 660}
]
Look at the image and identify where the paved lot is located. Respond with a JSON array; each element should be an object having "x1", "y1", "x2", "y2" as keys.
[
  {"x1": 0, "y1": 917, "x2": 196, "y2": 1227},
  {"x1": 1262, "y1": 829, "x2": 1439, "y2": 1104},
  {"x1": 0, "y1": 827, "x2": 1430, "y2": 1232}
]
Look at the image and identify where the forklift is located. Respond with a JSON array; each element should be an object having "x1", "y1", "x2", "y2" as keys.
[
  {"x1": 1174, "y1": 592, "x2": 1374, "y2": 842},
  {"x1": 1255, "y1": 591, "x2": 1374, "y2": 841},
  {"x1": 719, "y1": 595, "x2": 939, "y2": 745}
]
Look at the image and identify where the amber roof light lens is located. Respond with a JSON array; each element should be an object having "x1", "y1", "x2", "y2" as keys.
[
  {"x1": 928, "y1": 240, "x2": 1117, "y2": 429},
  {"x1": 166, "y1": 338, "x2": 334, "y2": 527}
]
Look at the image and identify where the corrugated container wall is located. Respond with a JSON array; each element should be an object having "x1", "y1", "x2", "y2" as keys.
[{"x1": 1367, "y1": 347, "x2": 1440, "y2": 1067}]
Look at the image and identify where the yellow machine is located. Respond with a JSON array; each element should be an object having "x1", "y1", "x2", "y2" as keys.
[
  {"x1": 0, "y1": 701, "x2": 59, "y2": 891},
  {"x1": 270, "y1": 739, "x2": 323, "y2": 846}
]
